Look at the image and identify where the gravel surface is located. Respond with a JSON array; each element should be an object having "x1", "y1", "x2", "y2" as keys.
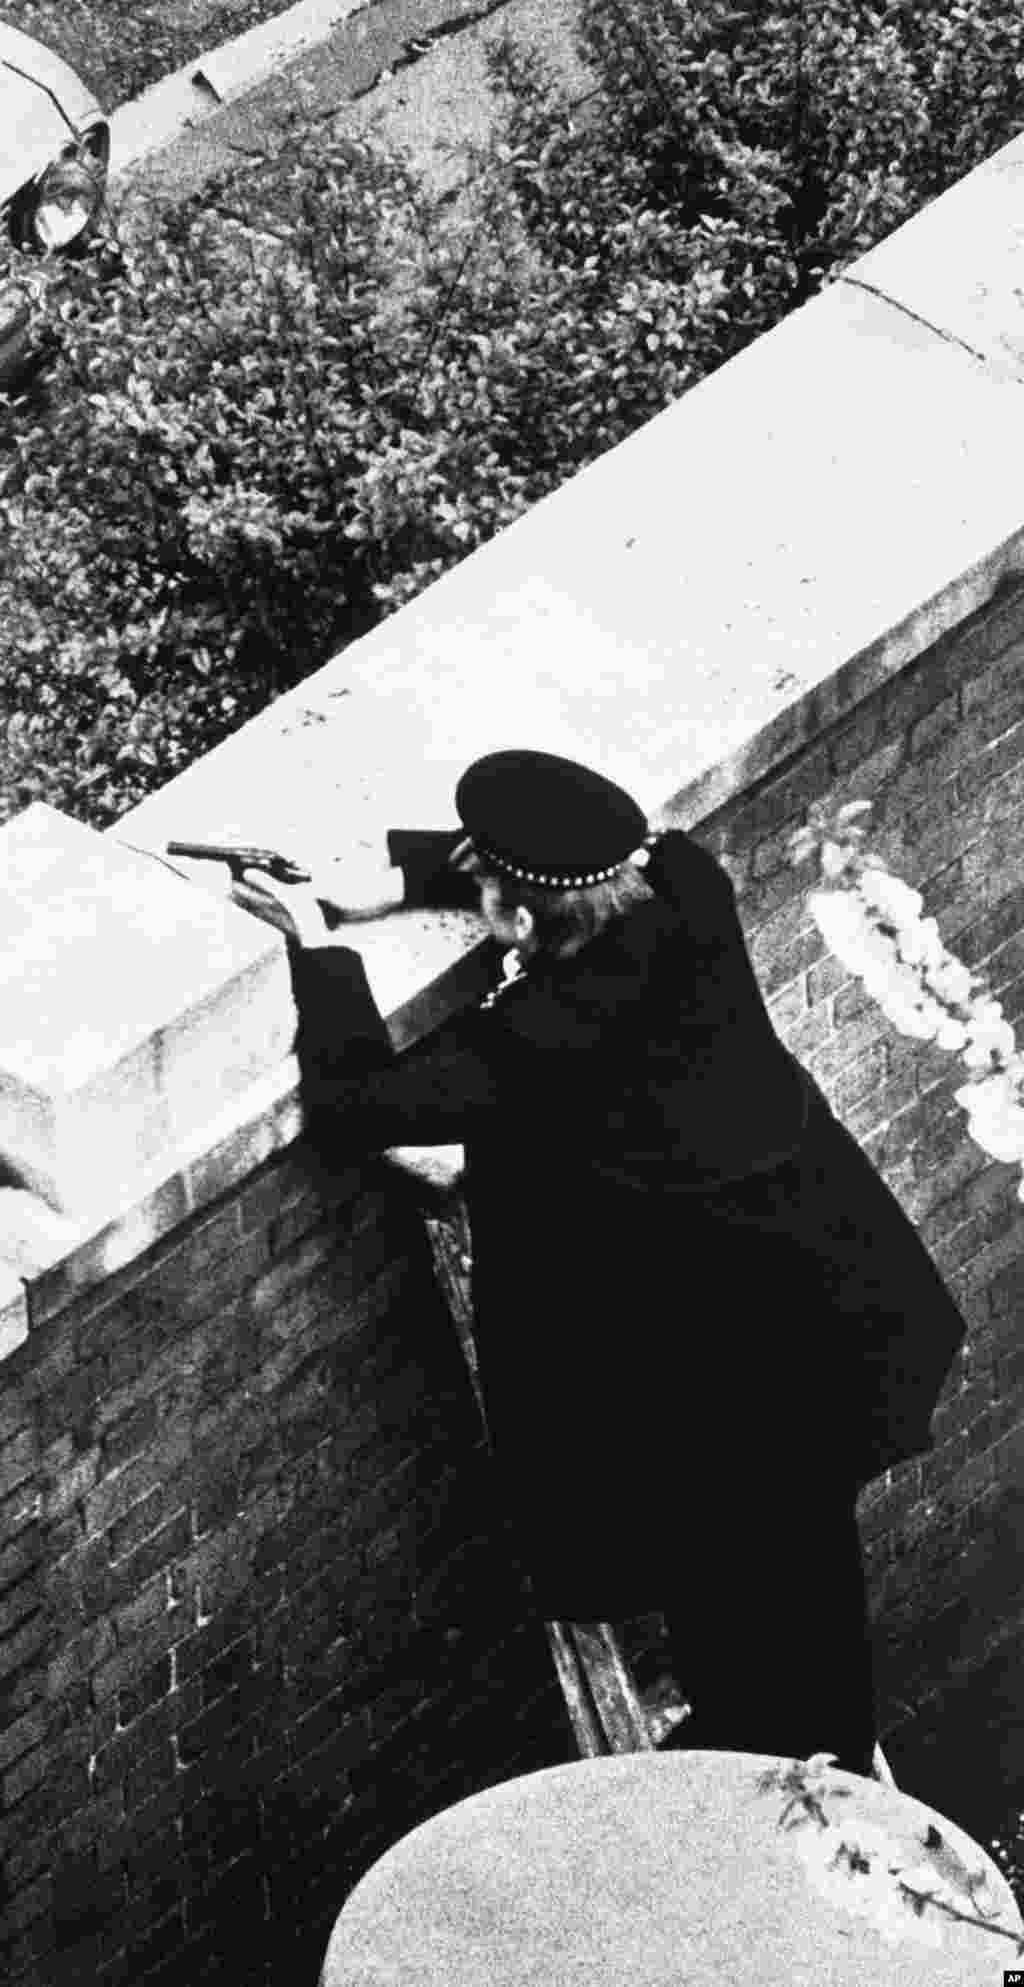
[{"x1": 0, "y1": 0, "x2": 318, "y2": 108}]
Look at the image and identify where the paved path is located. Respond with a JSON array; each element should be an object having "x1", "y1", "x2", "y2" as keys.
[{"x1": 113, "y1": 0, "x2": 592, "y2": 214}]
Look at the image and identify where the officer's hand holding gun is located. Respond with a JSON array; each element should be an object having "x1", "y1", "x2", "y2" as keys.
[{"x1": 166, "y1": 840, "x2": 405, "y2": 947}]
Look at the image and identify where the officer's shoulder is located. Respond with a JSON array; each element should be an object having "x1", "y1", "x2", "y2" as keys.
[{"x1": 645, "y1": 829, "x2": 736, "y2": 907}]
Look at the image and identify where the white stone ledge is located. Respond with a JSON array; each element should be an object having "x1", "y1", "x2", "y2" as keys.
[
  {"x1": 3, "y1": 1030, "x2": 467, "y2": 1329},
  {"x1": 7, "y1": 1054, "x2": 305, "y2": 1328},
  {"x1": 0, "y1": 804, "x2": 296, "y2": 1224}
]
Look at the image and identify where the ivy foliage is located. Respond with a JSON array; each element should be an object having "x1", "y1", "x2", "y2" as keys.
[{"x1": 2, "y1": 0, "x2": 1024, "y2": 826}]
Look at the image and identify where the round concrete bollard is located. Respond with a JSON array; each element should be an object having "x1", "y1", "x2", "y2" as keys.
[{"x1": 319, "y1": 1751, "x2": 1023, "y2": 1987}]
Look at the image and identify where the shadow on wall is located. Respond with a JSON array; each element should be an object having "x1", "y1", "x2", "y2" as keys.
[{"x1": 875, "y1": 1476, "x2": 1024, "y2": 1843}]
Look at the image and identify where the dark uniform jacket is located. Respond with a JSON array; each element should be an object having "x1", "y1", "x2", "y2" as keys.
[{"x1": 289, "y1": 828, "x2": 967, "y2": 1617}]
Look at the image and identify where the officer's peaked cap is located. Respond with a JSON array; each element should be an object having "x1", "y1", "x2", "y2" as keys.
[{"x1": 454, "y1": 750, "x2": 648, "y2": 890}]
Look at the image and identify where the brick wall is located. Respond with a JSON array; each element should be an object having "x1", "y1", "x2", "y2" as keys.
[
  {"x1": 0, "y1": 1150, "x2": 571, "y2": 1987},
  {"x1": 4, "y1": 580, "x2": 1024, "y2": 1975},
  {"x1": 691, "y1": 575, "x2": 1024, "y2": 1833}
]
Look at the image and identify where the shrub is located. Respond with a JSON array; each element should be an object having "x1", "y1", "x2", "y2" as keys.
[
  {"x1": 2, "y1": 2, "x2": 1024, "y2": 826},
  {"x1": 0, "y1": 137, "x2": 465, "y2": 820}
]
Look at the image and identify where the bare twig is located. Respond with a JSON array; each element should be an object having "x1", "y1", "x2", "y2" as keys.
[{"x1": 893, "y1": 1878, "x2": 1024, "y2": 1954}]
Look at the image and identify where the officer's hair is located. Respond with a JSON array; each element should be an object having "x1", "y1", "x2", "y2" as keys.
[{"x1": 472, "y1": 856, "x2": 655, "y2": 957}]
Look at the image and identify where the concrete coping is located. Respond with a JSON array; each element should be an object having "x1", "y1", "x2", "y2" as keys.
[
  {"x1": 5, "y1": 126, "x2": 1024, "y2": 1331},
  {"x1": 0, "y1": 1050, "x2": 305, "y2": 1357}
]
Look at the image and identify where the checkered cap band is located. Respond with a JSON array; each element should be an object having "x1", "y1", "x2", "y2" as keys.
[{"x1": 473, "y1": 841, "x2": 627, "y2": 890}]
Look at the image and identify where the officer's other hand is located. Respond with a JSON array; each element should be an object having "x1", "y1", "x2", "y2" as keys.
[
  {"x1": 232, "y1": 854, "x2": 404, "y2": 945},
  {"x1": 232, "y1": 871, "x2": 327, "y2": 947},
  {"x1": 309, "y1": 852, "x2": 405, "y2": 921}
]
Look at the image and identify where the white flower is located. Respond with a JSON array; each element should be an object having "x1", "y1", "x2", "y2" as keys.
[
  {"x1": 821, "y1": 839, "x2": 852, "y2": 880},
  {"x1": 876, "y1": 957, "x2": 925, "y2": 1001},
  {"x1": 955, "y1": 1073, "x2": 1024, "y2": 1161},
  {"x1": 866, "y1": 959, "x2": 947, "y2": 1041},
  {"x1": 962, "y1": 1015, "x2": 1017, "y2": 1068},
  {"x1": 894, "y1": 924, "x2": 927, "y2": 967},
  {"x1": 968, "y1": 997, "x2": 1010, "y2": 1032},
  {"x1": 895, "y1": 916, "x2": 944, "y2": 970},
  {"x1": 916, "y1": 917, "x2": 946, "y2": 970},
  {"x1": 954, "y1": 1073, "x2": 1006, "y2": 1117},
  {"x1": 964, "y1": 1008, "x2": 1017, "y2": 1062},
  {"x1": 856, "y1": 924, "x2": 905, "y2": 974},
  {"x1": 926, "y1": 957, "x2": 976, "y2": 1005},
  {"x1": 858, "y1": 868, "x2": 924, "y2": 924},
  {"x1": 808, "y1": 848, "x2": 1024, "y2": 1195},
  {"x1": 809, "y1": 890, "x2": 878, "y2": 972},
  {"x1": 974, "y1": 1124, "x2": 1024, "y2": 1164},
  {"x1": 881, "y1": 1002, "x2": 940, "y2": 1041},
  {"x1": 889, "y1": 981, "x2": 944, "y2": 1025}
]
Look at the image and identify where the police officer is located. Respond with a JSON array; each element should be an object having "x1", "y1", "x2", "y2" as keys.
[{"x1": 244, "y1": 749, "x2": 967, "y2": 1777}]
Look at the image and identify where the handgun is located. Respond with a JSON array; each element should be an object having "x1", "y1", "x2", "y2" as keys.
[{"x1": 166, "y1": 841, "x2": 312, "y2": 885}]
